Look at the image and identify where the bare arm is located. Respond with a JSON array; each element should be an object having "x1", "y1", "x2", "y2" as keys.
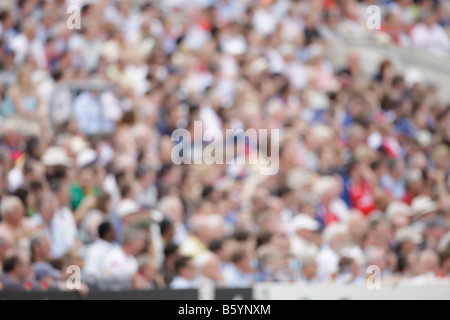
[{"x1": 9, "y1": 87, "x2": 38, "y2": 119}]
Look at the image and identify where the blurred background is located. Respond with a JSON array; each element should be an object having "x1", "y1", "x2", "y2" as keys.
[{"x1": 0, "y1": 0, "x2": 450, "y2": 297}]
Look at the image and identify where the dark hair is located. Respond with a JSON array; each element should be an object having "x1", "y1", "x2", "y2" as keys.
[
  {"x1": 25, "y1": 136, "x2": 40, "y2": 158},
  {"x1": 98, "y1": 221, "x2": 113, "y2": 240},
  {"x1": 29, "y1": 180, "x2": 44, "y2": 192},
  {"x1": 208, "y1": 238, "x2": 224, "y2": 253},
  {"x1": 164, "y1": 242, "x2": 179, "y2": 258},
  {"x1": 347, "y1": 158, "x2": 361, "y2": 174},
  {"x1": 2, "y1": 253, "x2": 22, "y2": 273},
  {"x1": 174, "y1": 256, "x2": 191, "y2": 274},
  {"x1": 50, "y1": 178, "x2": 66, "y2": 194},
  {"x1": 159, "y1": 218, "x2": 173, "y2": 235},
  {"x1": 256, "y1": 231, "x2": 273, "y2": 248},
  {"x1": 0, "y1": 10, "x2": 10, "y2": 22},
  {"x1": 12, "y1": 188, "x2": 28, "y2": 208},
  {"x1": 231, "y1": 247, "x2": 248, "y2": 264},
  {"x1": 234, "y1": 230, "x2": 251, "y2": 242},
  {"x1": 119, "y1": 183, "x2": 132, "y2": 198},
  {"x1": 136, "y1": 162, "x2": 152, "y2": 179}
]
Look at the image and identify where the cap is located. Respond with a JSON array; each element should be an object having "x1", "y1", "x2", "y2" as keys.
[
  {"x1": 386, "y1": 201, "x2": 412, "y2": 221},
  {"x1": 42, "y1": 146, "x2": 72, "y2": 167},
  {"x1": 117, "y1": 199, "x2": 140, "y2": 219},
  {"x1": 394, "y1": 227, "x2": 423, "y2": 244},
  {"x1": 293, "y1": 214, "x2": 320, "y2": 231},
  {"x1": 411, "y1": 196, "x2": 438, "y2": 218},
  {"x1": 70, "y1": 136, "x2": 90, "y2": 155},
  {"x1": 76, "y1": 148, "x2": 97, "y2": 168}
]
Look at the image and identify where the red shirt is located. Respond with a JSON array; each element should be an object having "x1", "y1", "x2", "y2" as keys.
[
  {"x1": 348, "y1": 181, "x2": 376, "y2": 216},
  {"x1": 402, "y1": 192, "x2": 415, "y2": 205}
]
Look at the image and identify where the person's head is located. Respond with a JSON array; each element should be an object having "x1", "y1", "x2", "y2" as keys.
[
  {"x1": 163, "y1": 242, "x2": 179, "y2": 267},
  {"x1": 117, "y1": 199, "x2": 140, "y2": 225},
  {"x1": 365, "y1": 246, "x2": 388, "y2": 272},
  {"x1": 230, "y1": 246, "x2": 252, "y2": 273},
  {"x1": 98, "y1": 221, "x2": 116, "y2": 243},
  {"x1": 395, "y1": 227, "x2": 422, "y2": 257},
  {"x1": 120, "y1": 227, "x2": 146, "y2": 256},
  {"x1": 417, "y1": 250, "x2": 439, "y2": 275},
  {"x1": 174, "y1": 255, "x2": 196, "y2": 280},
  {"x1": 301, "y1": 258, "x2": 318, "y2": 281},
  {"x1": 159, "y1": 218, "x2": 175, "y2": 242},
  {"x1": 404, "y1": 169, "x2": 423, "y2": 196},
  {"x1": 0, "y1": 9, "x2": 14, "y2": 29},
  {"x1": 256, "y1": 245, "x2": 285, "y2": 274},
  {"x1": 293, "y1": 214, "x2": 320, "y2": 242},
  {"x1": 323, "y1": 223, "x2": 348, "y2": 254},
  {"x1": 95, "y1": 191, "x2": 112, "y2": 214},
  {"x1": 0, "y1": 196, "x2": 25, "y2": 227},
  {"x1": 23, "y1": 159, "x2": 45, "y2": 183},
  {"x1": 78, "y1": 164, "x2": 96, "y2": 190},
  {"x1": 208, "y1": 237, "x2": 237, "y2": 263},
  {"x1": 158, "y1": 195, "x2": 184, "y2": 223},
  {"x1": 193, "y1": 251, "x2": 221, "y2": 280},
  {"x1": 2, "y1": 250, "x2": 30, "y2": 281},
  {"x1": 61, "y1": 250, "x2": 84, "y2": 280},
  {"x1": 190, "y1": 214, "x2": 226, "y2": 245},
  {"x1": 16, "y1": 64, "x2": 33, "y2": 90},
  {"x1": 25, "y1": 136, "x2": 44, "y2": 160},
  {"x1": 30, "y1": 231, "x2": 51, "y2": 262},
  {"x1": 348, "y1": 158, "x2": 363, "y2": 181},
  {"x1": 347, "y1": 210, "x2": 366, "y2": 245},
  {"x1": 313, "y1": 176, "x2": 338, "y2": 205},
  {"x1": 50, "y1": 179, "x2": 70, "y2": 207},
  {"x1": 37, "y1": 192, "x2": 58, "y2": 224},
  {"x1": 421, "y1": 10, "x2": 437, "y2": 26},
  {"x1": 137, "y1": 255, "x2": 159, "y2": 282}
]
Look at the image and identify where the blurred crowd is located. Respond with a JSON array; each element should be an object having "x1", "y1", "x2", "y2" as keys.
[{"x1": 1, "y1": 0, "x2": 450, "y2": 293}]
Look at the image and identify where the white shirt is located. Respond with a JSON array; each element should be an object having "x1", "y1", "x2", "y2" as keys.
[
  {"x1": 222, "y1": 264, "x2": 253, "y2": 288},
  {"x1": 84, "y1": 239, "x2": 116, "y2": 280},
  {"x1": 411, "y1": 23, "x2": 450, "y2": 58},
  {"x1": 170, "y1": 275, "x2": 198, "y2": 289},
  {"x1": 290, "y1": 236, "x2": 319, "y2": 262},
  {"x1": 100, "y1": 246, "x2": 138, "y2": 290},
  {"x1": 10, "y1": 34, "x2": 47, "y2": 69},
  {"x1": 53, "y1": 206, "x2": 77, "y2": 254},
  {"x1": 253, "y1": 8, "x2": 278, "y2": 35},
  {"x1": 316, "y1": 246, "x2": 340, "y2": 281}
]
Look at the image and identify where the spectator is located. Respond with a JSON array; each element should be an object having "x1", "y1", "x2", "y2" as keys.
[
  {"x1": 30, "y1": 231, "x2": 61, "y2": 283},
  {"x1": 170, "y1": 256, "x2": 198, "y2": 289},
  {"x1": 299, "y1": 257, "x2": 319, "y2": 284},
  {"x1": 316, "y1": 223, "x2": 349, "y2": 281},
  {"x1": 0, "y1": 0, "x2": 449, "y2": 293},
  {"x1": 193, "y1": 251, "x2": 225, "y2": 287},
  {"x1": 162, "y1": 242, "x2": 179, "y2": 286},
  {"x1": 410, "y1": 10, "x2": 450, "y2": 58},
  {"x1": 100, "y1": 227, "x2": 146, "y2": 290},
  {"x1": 1, "y1": 249, "x2": 32, "y2": 291},
  {"x1": 222, "y1": 246, "x2": 254, "y2": 288},
  {"x1": 84, "y1": 221, "x2": 116, "y2": 284},
  {"x1": 290, "y1": 214, "x2": 320, "y2": 262},
  {"x1": 132, "y1": 255, "x2": 165, "y2": 290},
  {"x1": 0, "y1": 195, "x2": 34, "y2": 243},
  {"x1": 79, "y1": 191, "x2": 112, "y2": 245}
]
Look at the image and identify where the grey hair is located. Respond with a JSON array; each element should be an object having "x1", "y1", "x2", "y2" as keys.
[
  {"x1": 121, "y1": 227, "x2": 146, "y2": 245},
  {"x1": 322, "y1": 223, "x2": 348, "y2": 245},
  {"x1": 0, "y1": 196, "x2": 22, "y2": 218}
]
